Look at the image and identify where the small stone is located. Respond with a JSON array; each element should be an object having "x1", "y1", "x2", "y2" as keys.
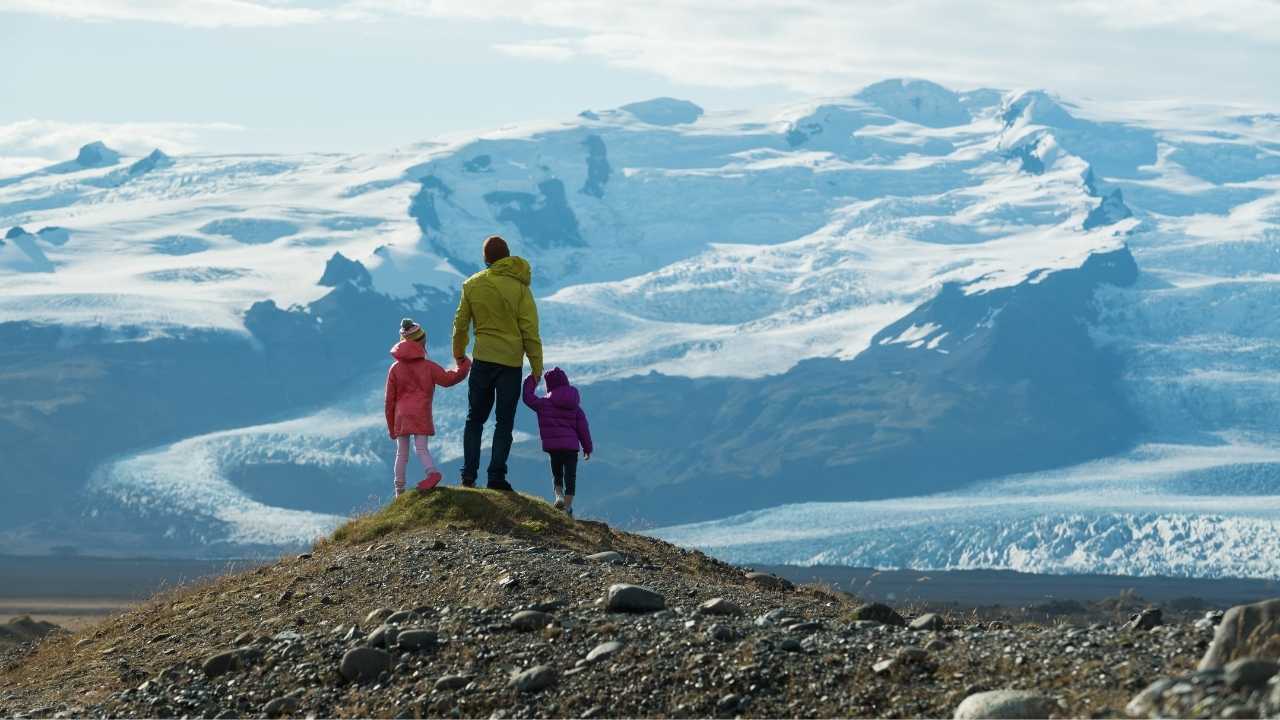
[
  {"x1": 509, "y1": 665, "x2": 557, "y2": 693},
  {"x1": 276, "y1": 589, "x2": 294, "y2": 606},
  {"x1": 1125, "y1": 679, "x2": 1174, "y2": 718},
  {"x1": 586, "y1": 640, "x2": 624, "y2": 662},
  {"x1": 780, "y1": 638, "x2": 803, "y2": 653},
  {"x1": 201, "y1": 647, "x2": 261, "y2": 678},
  {"x1": 716, "y1": 694, "x2": 742, "y2": 713},
  {"x1": 367, "y1": 624, "x2": 399, "y2": 648},
  {"x1": 364, "y1": 608, "x2": 393, "y2": 626},
  {"x1": 510, "y1": 610, "x2": 554, "y2": 631},
  {"x1": 897, "y1": 647, "x2": 929, "y2": 663},
  {"x1": 1123, "y1": 608, "x2": 1163, "y2": 631},
  {"x1": 954, "y1": 690, "x2": 1056, "y2": 719},
  {"x1": 263, "y1": 696, "x2": 299, "y2": 718},
  {"x1": 434, "y1": 674, "x2": 472, "y2": 691},
  {"x1": 910, "y1": 613, "x2": 944, "y2": 631},
  {"x1": 755, "y1": 608, "x2": 799, "y2": 627},
  {"x1": 698, "y1": 598, "x2": 743, "y2": 616},
  {"x1": 1224, "y1": 657, "x2": 1279, "y2": 689},
  {"x1": 872, "y1": 659, "x2": 895, "y2": 674},
  {"x1": 586, "y1": 551, "x2": 624, "y2": 564},
  {"x1": 232, "y1": 631, "x2": 254, "y2": 645},
  {"x1": 786, "y1": 621, "x2": 822, "y2": 635},
  {"x1": 744, "y1": 571, "x2": 792, "y2": 590},
  {"x1": 340, "y1": 647, "x2": 391, "y2": 682},
  {"x1": 385, "y1": 610, "x2": 419, "y2": 625},
  {"x1": 1220, "y1": 705, "x2": 1255, "y2": 720},
  {"x1": 925, "y1": 639, "x2": 950, "y2": 652},
  {"x1": 606, "y1": 584, "x2": 666, "y2": 613},
  {"x1": 851, "y1": 603, "x2": 906, "y2": 627},
  {"x1": 707, "y1": 624, "x2": 736, "y2": 642},
  {"x1": 396, "y1": 629, "x2": 438, "y2": 651}
]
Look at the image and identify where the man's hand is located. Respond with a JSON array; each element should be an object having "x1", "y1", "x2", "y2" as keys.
[{"x1": 455, "y1": 355, "x2": 468, "y2": 366}]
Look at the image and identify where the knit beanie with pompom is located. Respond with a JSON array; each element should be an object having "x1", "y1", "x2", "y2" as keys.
[{"x1": 400, "y1": 318, "x2": 426, "y2": 343}]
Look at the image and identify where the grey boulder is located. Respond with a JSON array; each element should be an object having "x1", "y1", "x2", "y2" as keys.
[
  {"x1": 606, "y1": 583, "x2": 666, "y2": 613},
  {"x1": 340, "y1": 646, "x2": 391, "y2": 682},
  {"x1": 954, "y1": 690, "x2": 1056, "y2": 719},
  {"x1": 1200, "y1": 598, "x2": 1280, "y2": 670},
  {"x1": 509, "y1": 664, "x2": 557, "y2": 692}
]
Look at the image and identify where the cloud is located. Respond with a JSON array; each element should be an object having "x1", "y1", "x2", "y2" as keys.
[
  {"x1": 492, "y1": 40, "x2": 577, "y2": 63},
  {"x1": 350, "y1": 0, "x2": 1280, "y2": 106},
  {"x1": 0, "y1": 0, "x2": 363, "y2": 28},
  {"x1": 0, "y1": 120, "x2": 244, "y2": 176}
]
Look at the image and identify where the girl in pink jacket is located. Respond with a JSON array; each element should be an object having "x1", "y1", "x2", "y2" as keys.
[{"x1": 385, "y1": 319, "x2": 470, "y2": 496}]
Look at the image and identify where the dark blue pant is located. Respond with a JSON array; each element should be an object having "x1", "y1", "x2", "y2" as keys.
[
  {"x1": 549, "y1": 450, "x2": 578, "y2": 496},
  {"x1": 462, "y1": 360, "x2": 522, "y2": 485}
]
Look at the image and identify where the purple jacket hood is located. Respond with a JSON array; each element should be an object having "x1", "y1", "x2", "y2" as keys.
[
  {"x1": 523, "y1": 367, "x2": 593, "y2": 454},
  {"x1": 544, "y1": 367, "x2": 580, "y2": 410}
]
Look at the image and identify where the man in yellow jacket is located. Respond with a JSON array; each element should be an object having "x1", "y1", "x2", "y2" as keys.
[{"x1": 452, "y1": 235, "x2": 544, "y2": 490}]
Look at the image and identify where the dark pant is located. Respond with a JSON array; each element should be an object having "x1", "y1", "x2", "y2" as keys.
[
  {"x1": 462, "y1": 360, "x2": 522, "y2": 485},
  {"x1": 548, "y1": 450, "x2": 578, "y2": 496}
]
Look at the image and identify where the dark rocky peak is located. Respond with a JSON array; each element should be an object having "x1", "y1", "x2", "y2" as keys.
[
  {"x1": 75, "y1": 141, "x2": 121, "y2": 168},
  {"x1": 317, "y1": 252, "x2": 372, "y2": 289},
  {"x1": 6, "y1": 226, "x2": 30, "y2": 239},
  {"x1": 1007, "y1": 135, "x2": 1047, "y2": 174},
  {"x1": 1084, "y1": 189, "x2": 1134, "y2": 230},
  {"x1": 128, "y1": 149, "x2": 173, "y2": 177},
  {"x1": 618, "y1": 97, "x2": 704, "y2": 126}
]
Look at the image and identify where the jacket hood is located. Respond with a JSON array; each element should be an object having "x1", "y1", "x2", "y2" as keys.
[
  {"x1": 391, "y1": 339, "x2": 426, "y2": 361},
  {"x1": 487, "y1": 256, "x2": 532, "y2": 286},
  {"x1": 544, "y1": 367, "x2": 579, "y2": 409},
  {"x1": 545, "y1": 367, "x2": 569, "y2": 390}
]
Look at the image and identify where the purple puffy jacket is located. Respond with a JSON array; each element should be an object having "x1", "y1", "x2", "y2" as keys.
[{"x1": 522, "y1": 367, "x2": 593, "y2": 454}]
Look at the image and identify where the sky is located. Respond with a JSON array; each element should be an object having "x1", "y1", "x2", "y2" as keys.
[{"x1": 1, "y1": 0, "x2": 1278, "y2": 173}]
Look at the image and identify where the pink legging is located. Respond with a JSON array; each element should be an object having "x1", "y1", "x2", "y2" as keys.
[{"x1": 394, "y1": 435, "x2": 437, "y2": 493}]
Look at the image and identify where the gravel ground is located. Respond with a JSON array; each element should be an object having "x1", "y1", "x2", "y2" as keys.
[{"x1": 0, "y1": 490, "x2": 1263, "y2": 718}]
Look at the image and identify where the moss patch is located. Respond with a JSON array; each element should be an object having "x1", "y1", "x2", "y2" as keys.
[{"x1": 332, "y1": 487, "x2": 575, "y2": 545}]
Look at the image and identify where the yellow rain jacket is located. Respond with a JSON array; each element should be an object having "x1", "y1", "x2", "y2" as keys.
[{"x1": 451, "y1": 256, "x2": 544, "y2": 376}]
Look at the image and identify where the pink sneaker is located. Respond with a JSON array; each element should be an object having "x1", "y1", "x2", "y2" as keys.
[{"x1": 416, "y1": 471, "x2": 443, "y2": 492}]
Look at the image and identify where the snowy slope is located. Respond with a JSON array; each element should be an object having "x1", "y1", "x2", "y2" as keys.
[{"x1": 3, "y1": 79, "x2": 1280, "y2": 575}]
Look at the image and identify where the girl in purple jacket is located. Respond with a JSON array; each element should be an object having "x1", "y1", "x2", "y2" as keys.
[{"x1": 522, "y1": 367, "x2": 593, "y2": 516}]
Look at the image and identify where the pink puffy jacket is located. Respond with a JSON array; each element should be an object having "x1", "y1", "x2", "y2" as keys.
[{"x1": 384, "y1": 340, "x2": 470, "y2": 438}]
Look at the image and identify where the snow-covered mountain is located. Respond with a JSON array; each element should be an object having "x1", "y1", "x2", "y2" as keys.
[{"x1": 3, "y1": 79, "x2": 1279, "y2": 577}]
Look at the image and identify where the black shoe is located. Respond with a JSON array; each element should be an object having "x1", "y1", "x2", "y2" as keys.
[
  {"x1": 460, "y1": 478, "x2": 476, "y2": 489},
  {"x1": 486, "y1": 479, "x2": 515, "y2": 492}
]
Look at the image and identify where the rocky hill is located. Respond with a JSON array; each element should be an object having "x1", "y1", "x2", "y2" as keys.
[{"x1": 1, "y1": 489, "x2": 1277, "y2": 718}]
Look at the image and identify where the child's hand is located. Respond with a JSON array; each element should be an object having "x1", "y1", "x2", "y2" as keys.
[{"x1": 583, "y1": 452, "x2": 591, "y2": 462}]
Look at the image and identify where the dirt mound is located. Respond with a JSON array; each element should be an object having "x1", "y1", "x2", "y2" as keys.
[
  {"x1": 0, "y1": 616, "x2": 61, "y2": 648},
  {"x1": 0, "y1": 489, "x2": 1216, "y2": 718}
]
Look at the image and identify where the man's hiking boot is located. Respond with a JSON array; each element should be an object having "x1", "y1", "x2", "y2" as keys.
[
  {"x1": 416, "y1": 471, "x2": 443, "y2": 492},
  {"x1": 487, "y1": 479, "x2": 515, "y2": 492},
  {"x1": 460, "y1": 478, "x2": 476, "y2": 489}
]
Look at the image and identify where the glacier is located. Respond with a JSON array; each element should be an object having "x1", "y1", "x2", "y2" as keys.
[{"x1": 2, "y1": 79, "x2": 1280, "y2": 576}]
